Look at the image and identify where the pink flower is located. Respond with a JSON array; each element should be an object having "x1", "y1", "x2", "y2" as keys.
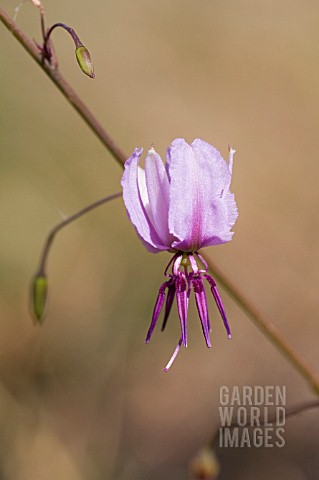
[{"x1": 121, "y1": 138, "x2": 238, "y2": 370}]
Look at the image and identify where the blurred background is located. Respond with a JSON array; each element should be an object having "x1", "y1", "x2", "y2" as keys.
[{"x1": 0, "y1": 0, "x2": 318, "y2": 478}]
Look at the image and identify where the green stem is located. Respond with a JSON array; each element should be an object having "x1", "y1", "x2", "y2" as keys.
[{"x1": 1, "y1": 8, "x2": 318, "y2": 393}]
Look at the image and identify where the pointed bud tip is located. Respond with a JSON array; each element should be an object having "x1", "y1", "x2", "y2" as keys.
[
  {"x1": 228, "y1": 333, "x2": 232, "y2": 339},
  {"x1": 32, "y1": 275, "x2": 48, "y2": 323},
  {"x1": 75, "y1": 46, "x2": 95, "y2": 78}
]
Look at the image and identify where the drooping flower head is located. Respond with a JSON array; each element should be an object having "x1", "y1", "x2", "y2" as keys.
[{"x1": 121, "y1": 138, "x2": 238, "y2": 370}]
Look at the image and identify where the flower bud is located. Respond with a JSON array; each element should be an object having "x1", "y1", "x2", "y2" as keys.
[
  {"x1": 75, "y1": 46, "x2": 95, "y2": 78},
  {"x1": 190, "y1": 448, "x2": 220, "y2": 480},
  {"x1": 32, "y1": 274, "x2": 48, "y2": 322}
]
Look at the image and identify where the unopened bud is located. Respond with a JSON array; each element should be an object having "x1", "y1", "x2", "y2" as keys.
[
  {"x1": 190, "y1": 448, "x2": 221, "y2": 480},
  {"x1": 75, "y1": 46, "x2": 95, "y2": 78},
  {"x1": 32, "y1": 274, "x2": 48, "y2": 322}
]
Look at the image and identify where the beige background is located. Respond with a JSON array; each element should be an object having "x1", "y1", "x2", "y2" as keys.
[{"x1": 0, "y1": 0, "x2": 318, "y2": 478}]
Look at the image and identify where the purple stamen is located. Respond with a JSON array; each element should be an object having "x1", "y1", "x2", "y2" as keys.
[
  {"x1": 188, "y1": 253, "x2": 199, "y2": 273},
  {"x1": 176, "y1": 272, "x2": 188, "y2": 347},
  {"x1": 195, "y1": 251, "x2": 209, "y2": 272},
  {"x1": 146, "y1": 280, "x2": 170, "y2": 343},
  {"x1": 161, "y1": 280, "x2": 176, "y2": 331},
  {"x1": 204, "y1": 273, "x2": 232, "y2": 338},
  {"x1": 164, "y1": 253, "x2": 179, "y2": 276},
  {"x1": 164, "y1": 336, "x2": 183, "y2": 372},
  {"x1": 173, "y1": 254, "x2": 183, "y2": 276},
  {"x1": 192, "y1": 277, "x2": 211, "y2": 347},
  {"x1": 145, "y1": 252, "x2": 232, "y2": 370}
]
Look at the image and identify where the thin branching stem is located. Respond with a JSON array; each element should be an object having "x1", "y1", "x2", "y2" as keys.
[{"x1": 36, "y1": 192, "x2": 122, "y2": 277}]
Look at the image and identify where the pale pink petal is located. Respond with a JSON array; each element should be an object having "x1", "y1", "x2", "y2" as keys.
[
  {"x1": 225, "y1": 192, "x2": 238, "y2": 229},
  {"x1": 145, "y1": 147, "x2": 174, "y2": 246},
  {"x1": 121, "y1": 148, "x2": 166, "y2": 252},
  {"x1": 168, "y1": 139, "x2": 235, "y2": 251}
]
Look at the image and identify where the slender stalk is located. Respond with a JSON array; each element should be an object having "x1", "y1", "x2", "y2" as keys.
[
  {"x1": 0, "y1": 7, "x2": 126, "y2": 167},
  {"x1": 205, "y1": 255, "x2": 319, "y2": 395},
  {"x1": 32, "y1": 192, "x2": 122, "y2": 321},
  {"x1": 1, "y1": 8, "x2": 318, "y2": 392},
  {"x1": 45, "y1": 22, "x2": 83, "y2": 48},
  {"x1": 35, "y1": 192, "x2": 122, "y2": 277},
  {"x1": 42, "y1": 22, "x2": 95, "y2": 78},
  {"x1": 277, "y1": 399, "x2": 319, "y2": 419}
]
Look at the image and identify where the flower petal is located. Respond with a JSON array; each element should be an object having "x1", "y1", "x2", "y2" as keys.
[
  {"x1": 167, "y1": 138, "x2": 236, "y2": 250},
  {"x1": 121, "y1": 148, "x2": 168, "y2": 252},
  {"x1": 225, "y1": 192, "x2": 238, "y2": 230},
  {"x1": 145, "y1": 147, "x2": 173, "y2": 247},
  {"x1": 222, "y1": 148, "x2": 238, "y2": 229},
  {"x1": 199, "y1": 196, "x2": 234, "y2": 248}
]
